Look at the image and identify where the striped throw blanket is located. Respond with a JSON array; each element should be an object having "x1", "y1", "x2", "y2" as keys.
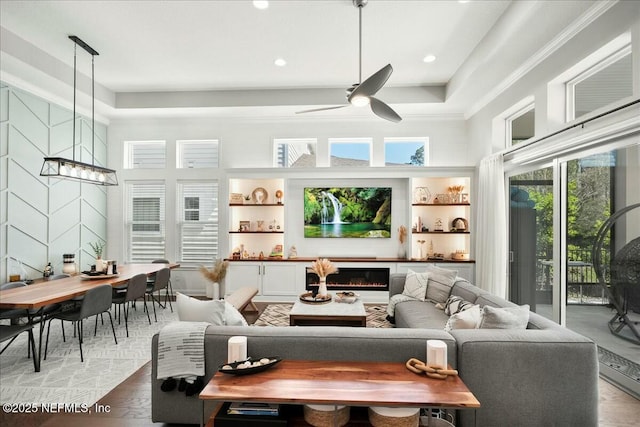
[{"x1": 157, "y1": 321, "x2": 209, "y2": 381}]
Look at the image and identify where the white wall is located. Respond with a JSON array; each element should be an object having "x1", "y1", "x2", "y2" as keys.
[
  {"x1": 106, "y1": 115, "x2": 469, "y2": 294},
  {"x1": 467, "y1": 1, "x2": 640, "y2": 161}
]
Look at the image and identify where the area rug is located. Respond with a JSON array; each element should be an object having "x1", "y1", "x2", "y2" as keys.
[
  {"x1": 0, "y1": 302, "x2": 179, "y2": 405},
  {"x1": 253, "y1": 303, "x2": 392, "y2": 328}
]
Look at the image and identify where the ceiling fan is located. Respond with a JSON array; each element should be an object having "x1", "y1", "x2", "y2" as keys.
[{"x1": 296, "y1": 0, "x2": 402, "y2": 122}]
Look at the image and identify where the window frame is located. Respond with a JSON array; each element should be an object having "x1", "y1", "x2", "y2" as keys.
[
  {"x1": 123, "y1": 140, "x2": 167, "y2": 169},
  {"x1": 176, "y1": 139, "x2": 220, "y2": 169},
  {"x1": 176, "y1": 180, "x2": 219, "y2": 265},
  {"x1": 125, "y1": 181, "x2": 166, "y2": 263}
]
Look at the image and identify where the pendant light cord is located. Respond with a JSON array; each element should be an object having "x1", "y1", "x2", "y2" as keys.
[
  {"x1": 92, "y1": 54, "x2": 95, "y2": 166},
  {"x1": 358, "y1": 5, "x2": 362, "y2": 84},
  {"x1": 72, "y1": 43, "x2": 77, "y2": 162}
]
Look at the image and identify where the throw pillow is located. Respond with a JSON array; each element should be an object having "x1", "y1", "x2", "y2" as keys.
[
  {"x1": 225, "y1": 301, "x2": 248, "y2": 326},
  {"x1": 424, "y1": 265, "x2": 458, "y2": 303},
  {"x1": 401, "y1": 269, "x2": 430, "y2": 301},
  {"x1": 478, "y1": 305, "x2": 530, "y2": 329},
  {"x1": 443, "y1": 295, "x2": 473, "y2": 315},
  {"x1": 176, "y1": 292, "x2": 226, "y2": 325},
  {"x1": 444, "y1": 304, "x2": 480, "y2": 331}
]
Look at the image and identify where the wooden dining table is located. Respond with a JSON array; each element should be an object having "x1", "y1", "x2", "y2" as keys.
[{"x1": 0, "y1": 262, "x2": 179, "y2": 371}]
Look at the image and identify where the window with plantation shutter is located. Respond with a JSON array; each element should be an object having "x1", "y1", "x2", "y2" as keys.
[
  {"x1": 177, "y1": 140, "x2": 219, "y2": 168},
  {"x1": 124, "y1": 140, "x2": 166, "y2": 169},
  {"x1": 126, "y1": 182, "x2": 166, "y2": 262},
  {"x1": 177, "y1": 181, "x2": 219, "y2": 264}
]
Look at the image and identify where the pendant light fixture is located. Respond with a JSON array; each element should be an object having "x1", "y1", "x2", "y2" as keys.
[{"x1": 40, "y1": 35, "x2": 118, "y2": 186}]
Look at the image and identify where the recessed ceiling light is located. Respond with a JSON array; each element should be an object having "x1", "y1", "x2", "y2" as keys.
[
  {"x1": 253, "y1": 1, "x2": 269, "y2": 10},
  {"x1": 458, "y1": 0, "x2": 470, "y2": 3},
  {"x1": 274, "y1": 57, "x2": 287, "y2": 67},
  {"x1": 423, "y1": 54, "x2": 436, "y2": 63}
]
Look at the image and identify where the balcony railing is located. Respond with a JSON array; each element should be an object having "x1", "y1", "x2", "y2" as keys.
[{"x1": 536, "y1": 248, "x2": 611, "y2": 305}]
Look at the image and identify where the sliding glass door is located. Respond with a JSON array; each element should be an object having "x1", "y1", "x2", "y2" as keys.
[{"x1": 508, "y1": 167, "x2": 554, "y2": 320}]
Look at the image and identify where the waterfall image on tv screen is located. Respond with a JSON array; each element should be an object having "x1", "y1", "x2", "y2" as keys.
[{"x1": 304, "y1": 187, "x2": 392, "y2": 238}]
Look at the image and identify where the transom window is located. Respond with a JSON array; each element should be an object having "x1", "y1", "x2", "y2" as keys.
[
  {"x1": 329, "y1": 138, "x2": 372, "y2": 167},
  {"x1": 274, "y1": 138, "x2": 317, "y2": 168},
  {"x1": 177, "y1": 140, "x2": 219, "y2": 168},
  {"x1": 566, "y1": 45, "x2": 632, "y2": 121},
  {"x1": 124, "y1": 140, "x2": 166, "y2": 169},
  {"x1": 384, "y1": 137, "x2": 428, "y2": 166},
  {"x1": 507, "y1": 104, "x2": 535, "y2": 147}
]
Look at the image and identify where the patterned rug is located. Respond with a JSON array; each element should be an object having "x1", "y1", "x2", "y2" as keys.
[
  {"x1": 253, "y1": 303, "x2": 393, "y2": 328},
  {"x1": 0, "y1": 301, "x2": 179, "y2": 405}
]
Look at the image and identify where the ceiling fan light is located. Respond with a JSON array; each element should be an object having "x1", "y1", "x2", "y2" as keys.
[
  {"x1": 253, "y1": 1, "x2": 269, "y2": 10},
  {"x1": 350, "y1": 95, "x2": 370, "y2": 107}
]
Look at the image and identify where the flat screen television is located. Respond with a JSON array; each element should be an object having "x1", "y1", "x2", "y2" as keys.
[{"x1": 304, "y1": 187, "x2": 392, "y2": 238}]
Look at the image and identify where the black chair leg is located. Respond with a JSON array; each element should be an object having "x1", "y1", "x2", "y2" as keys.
[
  {"x1": 27, "y1": 329, "x2": 39, "y2": 372},
  {"x1": 143, "y1": 298, "x2": 151, "y2": 325},
  {"x1": 150, "y1": 294, "x2": 158, "y2": 322},
  {"x1": 167, "y1": 280, "x2": 174, "y2": 312},
  {"x1": 106, "y1": 311, "x2": 118, "y2": 345},
  {"x1": 124, "y1": 305, "x2": 129, "y2": 338},
  {"x1": 44, "y1": 318, "x2": 52, "y2": 360},
  {"x1": 77, "y1": 319, "x2": 84, "y2": 362}
]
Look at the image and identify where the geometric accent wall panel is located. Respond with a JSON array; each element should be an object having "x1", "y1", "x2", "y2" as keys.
[
  {"x1": 7, "y1": 225, "x2": 48, "y2": 279},
  {"x1": 0, "y1": 82, "x2": 108, "y2": 282},
  {"x1": 50, "y1": 178, "x2": 81, "y2": 213},
  {"x1": 7, "y1": 192, "x2": 48, "y2": 245},
  {"x1": 8, "y1": 161, "x2": 48, "y2": 219},
  {"x1": 9, "y1": 91, "x2": 49, "y2": 155}
]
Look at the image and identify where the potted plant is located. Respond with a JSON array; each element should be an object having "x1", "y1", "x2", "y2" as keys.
[
  {"x1": 89, "y1": 241, "x2": 106, "y2": 272},
  {"x1": 200, "y1": 259, "x2": 229, "y2": 299}
]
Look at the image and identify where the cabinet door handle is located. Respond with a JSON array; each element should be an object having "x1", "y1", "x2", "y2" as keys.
[{"x1": 258, "y1": 265, "x2": 262, "y2": 275}]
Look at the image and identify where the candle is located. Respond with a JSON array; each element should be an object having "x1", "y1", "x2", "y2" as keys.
[
  {"x1": 227, "y1": 336, "x2": 247, "y2": 363},
  {"x1": 426, "y1": 340, "x2": 447, "y2": 369}
]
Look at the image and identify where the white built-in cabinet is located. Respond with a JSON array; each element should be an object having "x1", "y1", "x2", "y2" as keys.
[{"x1": 224, "y1": 262, "x2": 298, "y2": 297}]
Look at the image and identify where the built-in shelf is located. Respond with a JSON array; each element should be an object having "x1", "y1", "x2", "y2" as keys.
[
  {"x1": 229, "y1": 231, "x2": 284, "y2": 234},
  {"x1": 413, "y1": 231, "x2": 470, "y2": 234},
  {"x1": 229, "y1": 204, "x2": 284, "y2": 207},
  {"x1": 411, "y1": 203, "x2": 471, "y2": 206}
]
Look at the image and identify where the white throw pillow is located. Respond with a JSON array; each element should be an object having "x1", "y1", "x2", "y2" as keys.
[
  {"x1": 423, "y1": 265, "x2": 458, "y2": 303},
  {"x1": 176, "y1": 292, "x2": 226, "y2": 325},
  {"x1": 402, "y1": 269, "x2": 430, "y2": 301},
  {"x1": 444, "y1": 304, "x2": 480, "y2": 331},
  {"x1": 225, "y1": 301, "x2": 248, "y2": 326},
  {"x1": 478, "y1": 305, "x2": 530, "y2": 329}
]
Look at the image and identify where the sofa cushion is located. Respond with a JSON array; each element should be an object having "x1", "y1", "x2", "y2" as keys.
[
  {"x1": 424, "y1": 265, "x2": 458, "y2": 303},
  {"x1": 478, "y1": 305, "x2": 530, "y2": 329},
  {"x1": 394, "y1": 300, "x2": 448, "y2": 329},
  {"x1": 475, "y1": 293, "x2": 517, "y2": 308},
  {"x1": 176, "y1": 293, "x2": 226, "y2": 325},
  {"x1": 443, "y1": 295, "x2": 474, "y2": 315},
  {"x1": 450, "y1": 279, "x2": 483, "y2": 304},
  {"x1": 444, "y1": 304, "x2": 481, "y2": 331},
  {"x1": 402, "y1": 269, "x2": 430, "y2": 301}
]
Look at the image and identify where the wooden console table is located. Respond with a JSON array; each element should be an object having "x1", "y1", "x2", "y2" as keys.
[{"x1": 199, "y1": 359, "x2": 480, "y2": 427}]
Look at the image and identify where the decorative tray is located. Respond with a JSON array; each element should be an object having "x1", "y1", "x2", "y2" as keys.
[
  {"x1": 335, "y1": 291, "x2": 360, "y2": 304},
  {"x1": 80, "y1": 273, "x2": 119, "y2": 280},
  {"x1": 218, "y1": 357, "x2": 281, "y2": 375},
  {"x1": 299, "y1": 292, "x2": 332, "y2": 304}
]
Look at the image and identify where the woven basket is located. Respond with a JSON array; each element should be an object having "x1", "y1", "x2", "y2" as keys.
[
  {"x1": 303, "y1": 404, "x2": 350, "y2": 427},
  {"x1": 368, "y1": 406, "x2": 419, "y2": 427}
]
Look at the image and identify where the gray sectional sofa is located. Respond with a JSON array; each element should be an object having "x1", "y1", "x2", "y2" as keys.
[{"x1": 150, "y1": 273, "x2": 599, "y2": 426}]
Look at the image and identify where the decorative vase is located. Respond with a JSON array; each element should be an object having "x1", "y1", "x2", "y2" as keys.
[
  {"x1": 206, "y1": 282, "x2": 220, "y2": 299},
  {"x1": 397, "y1": 243, "x2": 406, "y2": 259},
  {"x1": 317, "y1": 277, "x2": 328, "y2": 298},
  {"x1": 95, "y1": 257, "x2": 104, "y2": 273}
]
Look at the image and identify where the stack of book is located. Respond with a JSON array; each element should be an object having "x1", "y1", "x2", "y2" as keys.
[
  {"x1": 214, "y1": 402, "x2": 289, "y2": 427},
  {"x1": 227, "y1": 402, "x2": 280, "y2": 416}
]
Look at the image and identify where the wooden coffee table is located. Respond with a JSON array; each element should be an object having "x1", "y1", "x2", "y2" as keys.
[
  {"x1": 199, "y1": 359, "x2": 480, "y2": 426},
  {"x1": 289, "y1": 298, "x2": 367, "y2": 327}
]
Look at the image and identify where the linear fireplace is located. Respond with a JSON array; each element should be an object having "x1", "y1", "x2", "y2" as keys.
[{"x1": 306, "y1": 267, "x2": 390, "y2": 292}]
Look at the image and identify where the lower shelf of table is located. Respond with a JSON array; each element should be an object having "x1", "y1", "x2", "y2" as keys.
[{"x1": 208, "y1": 403, "x2": 452, "y2": 427}]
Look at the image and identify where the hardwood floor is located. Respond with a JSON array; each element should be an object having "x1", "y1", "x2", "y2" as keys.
[{"x1": 1, "y1": 302, "x2": 638, "y2": 426}]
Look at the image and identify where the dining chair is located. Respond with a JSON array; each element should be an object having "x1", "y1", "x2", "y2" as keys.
[
  {"x1": 0, "y1": 323, "x2": 39, "y2": 372},
  {"x1": 0, "y1": 282, "x2": 30, "y2": 353},
  {"x1": 112, "y1": 273, "x2": 151, "y2": 337},
  {"x1": 147, "y1": 259, "x2": 174, "y2": 311},
  {"x1": 44, "y1": 284, "x2": 117, "y2": 362},
  {"x1": 145, "y1": 267, "x2": 170, "y2": 322}
]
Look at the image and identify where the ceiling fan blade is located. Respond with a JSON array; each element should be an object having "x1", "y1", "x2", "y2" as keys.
[
  {"x1": 369, "y1": 96, "x2": 402, "y2": 123},
  {"x1": 348, "y1": 64, "x2": 393, "y2": 101},
  {"x1": 296, "y1": 105, "x2": 349, "y2": 114}
]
